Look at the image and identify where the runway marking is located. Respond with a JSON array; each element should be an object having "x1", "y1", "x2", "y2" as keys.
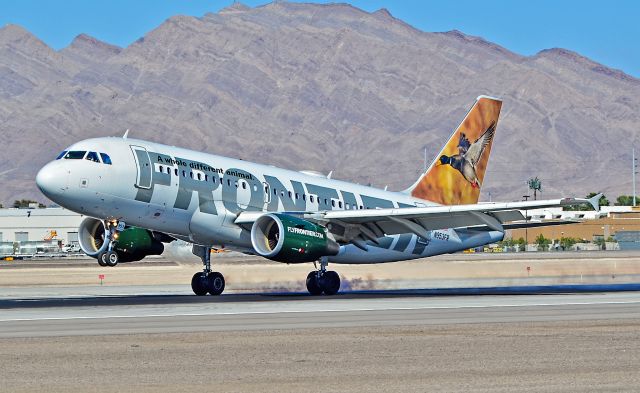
[{"x1": 1, "y1": 299, "x2": 640, "y2": 323}]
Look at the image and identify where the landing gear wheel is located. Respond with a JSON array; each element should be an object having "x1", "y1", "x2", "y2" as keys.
[
  {"x1": 191, "y1": 272, "x2": 209, "y2": 296},
  {"x1": 207, "y1": 272, "x2": 225, "y2": 296},
  {"x1": 319, "y1": 270, "x2": 340, "y2": 295},
  {"x1": 104, "y1": 250, "x2": 119, "y2": 267},
  {"x1": 97, "y1": 253, "x2": 107, "y2": 267},
  {"x1": 306, "y1": 271, "x2": 323, "y2": 296}
]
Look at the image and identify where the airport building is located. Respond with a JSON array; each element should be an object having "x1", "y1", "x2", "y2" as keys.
[
  {"x1": 0, "y1": 207, "x2": 84, "y2": 255},
  {"x1": 507, "y1": 206, "x2": 640, "y2": 248}
]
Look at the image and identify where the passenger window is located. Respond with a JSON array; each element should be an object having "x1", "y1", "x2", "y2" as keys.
[
  {"x1": 288, "y1": 191, "x2": 292, "y2": 198},
  {"x1": 295, "y1": 193, "x2": 299, "y2": 200},
  {"x1": 65, "y1": 151, "x2": 86, "y2": 160},
  {"x1": 331, "y1": 200, "x2": 335, "y2": 207},
  {"x1": 190, "y1": 172, "x2": 193, "y2": 179},
  {"x1": 99, "y1": 153, "x2": 112, "y2": 165},
  {"x1": 174, "y1": 168, "x2": 178, "y2": 176},
  {"x1": 159, "y1": 165, "x2": 163, "y2": 172},
  {"x1": 56, "y1": 151, "x2": 68, "y2": 160},
  {"x1": 227, "y1": 179, "x2": 231, "y2": 186},
  {"x1": 242, "y1": 182, "x2": 247, "y2": 190},
  {"x1": 182, "y1": 170, "x2": 186, "y2": 177},
  {"x1": 310, "y1": 195, "x2": 314, "y2": 203},
  {"x1": 197, "y1": 173, "x2": 201, "y2": 181},
  {"x1": 324, "y1": 199, "x2": 327, "y2": 205},
  {"x1": 274, "y1": 189, "x2": 277, "y2": 195},
  {"x1": 339, "y1": 201, "x2": 343, "y2": 208},
  {"x1": 205, "y1": 175, "x2": 208, "y2": 181},
  {"x1": 167, "y1": 167, "x2": 171, "y2": 174},
  {"x1": 85, "y1": 151, "x2": 100, "y2": 163}
]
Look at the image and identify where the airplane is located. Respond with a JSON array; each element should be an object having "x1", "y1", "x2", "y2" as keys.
[{"x1": 35, "y1": 96, "x2": 600, "y2": 296}]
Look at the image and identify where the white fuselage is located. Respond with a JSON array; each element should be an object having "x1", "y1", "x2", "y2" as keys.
[{"x1": 36, "y1": 137, "x2": 503, "y2": 264}]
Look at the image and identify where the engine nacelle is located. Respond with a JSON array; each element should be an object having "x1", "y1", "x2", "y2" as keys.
[
  {"x1": 250, "y1": 213, "x2": 339, "y2": 263},
  {"x1": 78, "y1": 217, "x2": 109, "y2": 257},
  {"x1": 77, "y1": 218, "x2": 164, "y2": 262}
]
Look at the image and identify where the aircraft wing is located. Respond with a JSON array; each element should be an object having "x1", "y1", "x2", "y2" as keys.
[{"x1": 235, "y1": 194, "x2": 601, "y2": 244}]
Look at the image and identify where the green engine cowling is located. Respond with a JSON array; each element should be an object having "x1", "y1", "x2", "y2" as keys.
[
  {"x1": 113, "y1": 227, "x2": 164, "y2": 262},
  {"x1": 250, "y1": 213, "x2": 339, "y2": 263},
  {"x1": 77, "y1": 217, "x2": 168, "y2": 263}
]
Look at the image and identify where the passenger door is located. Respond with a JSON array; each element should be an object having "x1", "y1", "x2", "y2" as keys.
[{"x1": 130, "y1": 145, "x2": 152, "y2": 189}]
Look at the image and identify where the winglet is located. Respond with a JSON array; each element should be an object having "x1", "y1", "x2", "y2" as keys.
[
  {"x1": 123, "y1": 129, "x2": 130, "y2": 139},
  {"x1": 588, "y1": 193, "x2": 603, "y2": 211},
  {"x1": 559, "y1": 193, "x2": 604, "y2": 211}
]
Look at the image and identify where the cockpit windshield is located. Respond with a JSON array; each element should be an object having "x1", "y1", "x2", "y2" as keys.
[
  {"x1": 100, "y1": 153, "x2": 112, "y2": 165},
  {"x1": 56, "y1": 150, "x2": 112, "y2": 164},
  {"x1": 85, "y1": 151, "x2": 100, "y2": 163},
  {"x1": 64, "y1": 151, "x2": 87, "y2": 159}
]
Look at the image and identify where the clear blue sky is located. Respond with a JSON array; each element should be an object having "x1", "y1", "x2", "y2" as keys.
[{"x1": 1, "y1": 0, "x2": 638, "y2": 77}]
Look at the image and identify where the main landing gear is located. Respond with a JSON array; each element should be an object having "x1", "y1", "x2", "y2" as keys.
[
  {"x1": 306, "y1": 257, "x2": 341, "y2": 296},
  {"x1": 191, "y1": 245, "x2": 225, "y2": 296},
  {"x1": 97, "y1": 220, "x2": 122, "y2": 267}
]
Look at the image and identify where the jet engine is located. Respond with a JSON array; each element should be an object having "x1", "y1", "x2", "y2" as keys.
[
  {"x1": 250, "y1": 213, "x2": 339, "y2": 263},
  {"x1": 77, "y1": 217, "x2": 165, "y2": 263},
  {"x1": 78, "y1": 217, "x2": 109, "y2": 257}
]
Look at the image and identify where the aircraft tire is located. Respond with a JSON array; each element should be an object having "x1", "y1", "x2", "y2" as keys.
[
  {"x1": 104, "y1": 251, "x2": 119, "y2": 267},
  {"x1": 191, "y1": 272, "x2": 209, "y2": 296},
  {"x1": 97, "y1": 253, "x2": 108, "y2": 267},
  {"x1": 207, "y1": 271, "x2": 225, "y2": 296},
  {"x1": 319, "y1": 271, "x2": 340, "y2": 296},
  {"x1": 306, "y1": 271, "x2": 323, "y2": 295}
]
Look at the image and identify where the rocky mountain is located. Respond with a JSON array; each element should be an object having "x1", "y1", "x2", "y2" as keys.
[{"x1": 0, "y1": 2, "x2": 638, "y2": 206}]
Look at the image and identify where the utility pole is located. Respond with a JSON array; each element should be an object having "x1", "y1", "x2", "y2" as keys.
[
  {"x1": 634, "y1": 147, "x2": 637, "y2": 207},
  {"x1": 523, "y1": 194, "x2": 530, "y2": 250}
]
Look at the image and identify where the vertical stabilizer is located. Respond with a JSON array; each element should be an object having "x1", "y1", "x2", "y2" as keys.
[{"x1": 405, "y1": 96, "x2": 502, "y2": 205}]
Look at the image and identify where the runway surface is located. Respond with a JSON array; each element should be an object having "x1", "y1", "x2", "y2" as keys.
[
  {"x1": 3, "y1": 253, "x2": 640, "y2": 392},
  {"x1": 2, "y1": 288, "x2": 640, "y2": 338}
]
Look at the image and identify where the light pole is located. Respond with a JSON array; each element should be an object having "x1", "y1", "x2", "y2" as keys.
[
  {"x1": 634, "y1": 148, "x2": 637, "y2": 207},
  {"x1": 523, "y1": 195, "x2": 530, "y2": 249}
]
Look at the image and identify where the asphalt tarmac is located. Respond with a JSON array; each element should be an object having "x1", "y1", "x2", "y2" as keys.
[
  {"x1": 1, "y1": 290, "x2": 640, "y2": 392},
  {"x1": 1, "y1": 290, "x2": 640, "y2": 338},
  {"x1": 2, "y1": 253, "x2": 640, "y2": 392}
]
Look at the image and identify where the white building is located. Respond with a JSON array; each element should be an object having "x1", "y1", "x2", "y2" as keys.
[
  {"x1": 522, "y1": 206, "x2": 632, "y2": 221},
  {"x1": 0, "y1": 207, "x2": 84, "y2": 245}
]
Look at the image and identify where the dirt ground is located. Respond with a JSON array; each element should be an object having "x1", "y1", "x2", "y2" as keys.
[{"x1": 1, "y1": 320, "x2": 639, "y2": 393}]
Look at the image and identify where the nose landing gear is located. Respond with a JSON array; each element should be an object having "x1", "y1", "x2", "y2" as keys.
[
  {"x1": 306, "y1": 257, "x2": 341, "y2": 296},
  {"x1": 97, "y1": 220, "x2": 123, "y2": 267},
  {"x1": 191, "y1": 245, "x2": 226, "y2": 296}
]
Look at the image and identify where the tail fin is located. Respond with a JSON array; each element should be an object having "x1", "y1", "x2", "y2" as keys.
[{"x1": 405, "y1": 95, "x2": 502, "y2": 205}]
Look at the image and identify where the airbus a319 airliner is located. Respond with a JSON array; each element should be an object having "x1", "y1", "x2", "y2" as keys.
[{"x1": 36, "y1": 96, "x2": 599, "y2": 296}]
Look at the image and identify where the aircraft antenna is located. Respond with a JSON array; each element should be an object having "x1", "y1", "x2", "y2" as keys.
[{"x1": 123, "y1": 129, "x2": 130, "y2": 139}]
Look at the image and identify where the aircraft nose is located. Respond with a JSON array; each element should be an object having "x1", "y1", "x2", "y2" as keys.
[{"x1": 36, "y1": 162, "x2": 66, "y2": 201}]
